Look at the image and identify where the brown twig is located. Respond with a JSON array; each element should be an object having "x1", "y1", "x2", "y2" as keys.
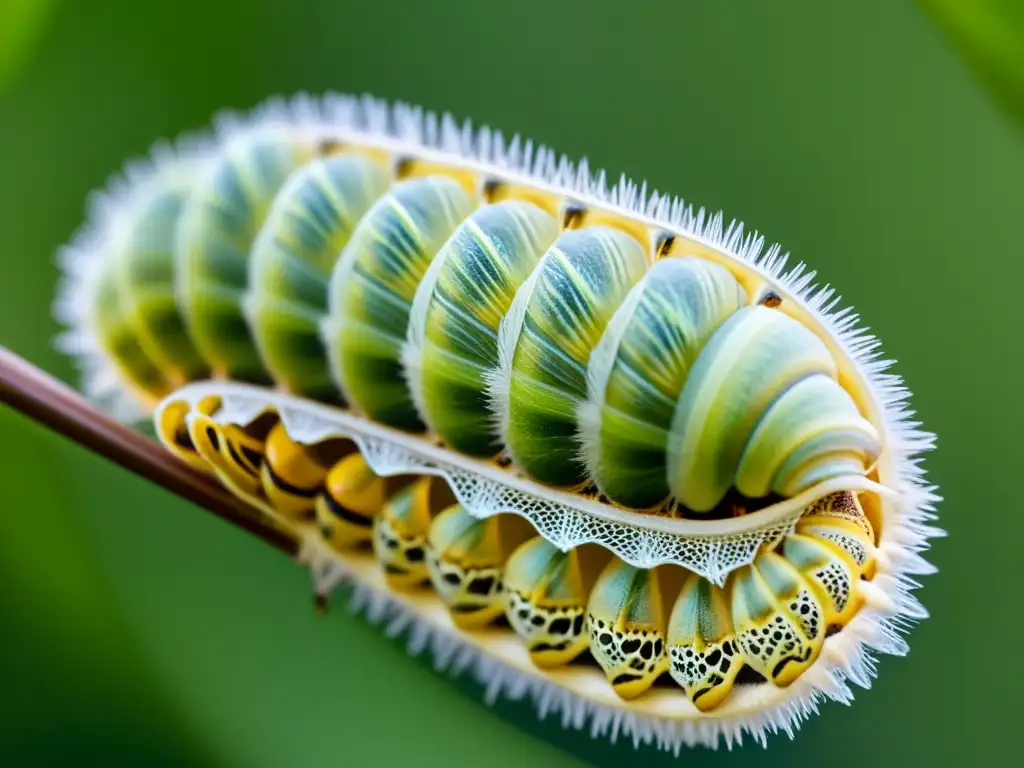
[{"x1": 0, "y1": 346, "x2": 298, "y2": 557}]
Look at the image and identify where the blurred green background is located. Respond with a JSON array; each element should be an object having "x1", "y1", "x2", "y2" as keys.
[{"x1": 0, "y1": 1, "x2": 1019, "y2": 765}]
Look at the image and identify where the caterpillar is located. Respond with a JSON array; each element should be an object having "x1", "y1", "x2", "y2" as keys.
[{"x1": 53, "y1": 93, "x2": 939, "y2": 751}]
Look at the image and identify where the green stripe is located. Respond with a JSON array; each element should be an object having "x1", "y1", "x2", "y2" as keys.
[
  {"x1": 506, "y1": 227, "x2": 646, "y2": 486},
  {"x1": 419, "y1": 201, "x2": 558, "y2": 456}
]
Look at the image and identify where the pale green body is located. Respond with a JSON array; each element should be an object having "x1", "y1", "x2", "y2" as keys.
[
  {"x1": 581, "y1": 257, "x2": 746, "y2": 508},
  {"x1": 410, "y1": 201, "x2": 559, "y2": 456},
  {"x1": 323, "y1": 176, "x2": 474, "y2": 430},
  {"x1": 246, "y1": 154, "x2": 391, "y2": 399},
  {"x1": 502, "y1": 227, "x2": 648, "y2": 486},
  {"x1": 81, "y1": 126, "x2": 880, "y2": 516},
  {"x1": 113, "y1": 166, "x2": 209, "y2": 387},
  {"x1": 177, "y1": 131, "x2": 318, "y2": 382}
]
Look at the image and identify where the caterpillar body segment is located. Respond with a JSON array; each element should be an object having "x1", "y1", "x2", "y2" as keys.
[
  {"x1": 796, "y1": 495, "x2": 878, "y2": 579},
  {"x1": 425, "y1": 504, "x2": 533, "y2": 628},
  {"x1": 259, "y1": 422, "x2": 333, "y2": 519},
  {"x1": 245, "y1": 153, "x2": 392, "y2": 400},
  {"x1": 89, "y1": 269, "x2": 172, "y2": 403},
  {"x1": 323, "y1": 176, "x2": 476, "y2": 429},
  {"x1": 668, "y1": 306, "x2": 882, "y2": 513},
  {"x1": 667, "y1": 575, "x2": 743, "y2": 712},
  {"x1": 315, "y1": 453, "x2": 389, "y2": 549},
  {"x1": 730, "y1": 551, "x2": 826, "y2": 687},
  {"x1": 54, "y1": 93, "x2": 939, "y2": 750},
  {"x1": 578, "y1": 257, "x2": 747, "y2": 509},
  {"x1": 783, "y1": 533, "x2": 862, "y2": 625},
  {"x1": 404, "y1": 201, "x2": 560, "y2": 457},
  {"x1": 586, "y1": 559, "x2": 671, "y2": 699},
  {"x1": 187, "y1": 410, "x2": 268, "y2": 500},
  {"x1": 494, "y1": 227, "x2": 649, "y2": 487},
  {"x1": 503, "y1": 537, "x2": 600, "y2": 667},
  {"x1": 374, "y1": 476, "x2": 451, "y2": 589},
  {"x1": 111, "y1": 160, "x2": 211, "y2": 392},
  {"x1": 176, "y1": 130, "x2": 324, "y2": 383}
]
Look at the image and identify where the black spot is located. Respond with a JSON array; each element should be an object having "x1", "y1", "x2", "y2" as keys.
[
  {"x1": 653, "y1": 638, "x2": 663, "y2": 656},
  {"x1": 772, "y1": 647, "x2": 813, "y2": 679},
  {"x1": 693, "y1": 685, "x2": 716, "y2": 704},
  {"x1": 801, "y1": 604, "x2": 811, "y2": 615},
  {"x1": 266, "y1": 462, "x2": 320, "y2": 498},
  {"x1": 532, "y1": 641, "x2": 570, "y2": 653},
  {"x1": 720, "y1": 658, "x2": 732, "y2": 674},
  {"x1": 451, "y1": 604, "x2": 486, "y2": 613},
  {"x1": 174, "y1": 428, "x2": 195, "y2": 450},
  {"x1": 749, "y1": 643, "x2": 761, "y2": 656},
  {"x1": 549, "y1": 617, "x2": 572, "y2": 635},
  {"x1": 226, "y1": 442, "x2": 259, "y2": 478},
  {"x1": 482, "y1": 178, "x2": 504, "y2": 201},
  {"x1": 706, "y1": 649, "x2": 722, "y2": 666},
  {"x1": 599, "y1": 633, "x2": 613, "y2": 646},
  {"x1": 205, "y1": 426, "x2": 220, "y2": 451},
  {"x1": 467, "y1": 576, "x2": 495, "y2": 596},
  {"x1": 394, "y1": 156, "x2": 415, "y2": 177},
  {"x1": 322, "y1": 492, "x2": 372, "y2": 526},
  {"x1": 518, "y1": 608, "x2": 530, "y2": 619},
  {"x1": 629, "y1": 658, "x2": 645, "y2": 671},
  {"x1": 405, "y1": 546, "x2": 424, "y2": 562},
  {"x1": 639, "y1": 640, "x2": 653, "y2": 660},
  {"x1": 572, "y1": 614, "x2": 584, "y2": 635},
  {"x1": 655, "y1": 232, "x2": 676, "y2": 258},
  {"x1": 384, "y1": 537, "x2": 399, "y2": 550},
  {"x1": 562, "y1": 202, "x2": 586, "y2": 229},
  {"x1": 531, "y1": 615, "x2": 545, "y2": 627},
  {"x1": 773, "y1": 631, "x2": 783, "y2": 641},
  {"x1": 317, "y1": 138, "x2": 344, "y2": 155},
  {"x1": 612, "y1": 673, "x2": 642, "y2": 687},
  {"x1": 241, "y1": 446, "x2": 263, "y2": 469},
  {"x1": 621, "y1": 638, "x2": 641, "y2": 654},
  {"x1": 735, "y1": 666, "x2": 767, "y2": 685},
  {"x1": 443, "y1": 572, "x2": 461, "y2": 586}
]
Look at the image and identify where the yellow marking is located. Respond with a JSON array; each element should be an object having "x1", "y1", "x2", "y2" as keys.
[{"x1": 396, "y1": 158, "x2": 477, "y2": 195}]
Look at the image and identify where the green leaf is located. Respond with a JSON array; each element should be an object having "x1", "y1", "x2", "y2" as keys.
[
  {"x1": 0, "y1": 0, "x2": 56, "y2": 93},
  {"x1": 918, "y1": 0, "x2": 1024, "y2": 127}
]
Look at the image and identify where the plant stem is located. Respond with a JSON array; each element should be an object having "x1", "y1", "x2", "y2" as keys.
[{"x1": 0, "y1": 346, "x2": 298, "y2": 556}]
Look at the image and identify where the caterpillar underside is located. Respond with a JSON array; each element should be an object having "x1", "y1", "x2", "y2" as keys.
[{"x1": 54, "y1": 93, "x2": 939, "y2": 750}]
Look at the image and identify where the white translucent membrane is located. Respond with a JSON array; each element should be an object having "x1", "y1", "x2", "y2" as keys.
[{"x1": 159, "y1": 381, "x2": 892, "y2": 578}]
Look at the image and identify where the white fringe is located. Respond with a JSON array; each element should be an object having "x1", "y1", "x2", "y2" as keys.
[{"x1": 298, "y1": 525, "x2": 929, "y2": 752}]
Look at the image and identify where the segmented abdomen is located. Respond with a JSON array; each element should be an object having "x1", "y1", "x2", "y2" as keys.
[{"x1": 80, "y1": 126, "x2": 880, "y2": 518}]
